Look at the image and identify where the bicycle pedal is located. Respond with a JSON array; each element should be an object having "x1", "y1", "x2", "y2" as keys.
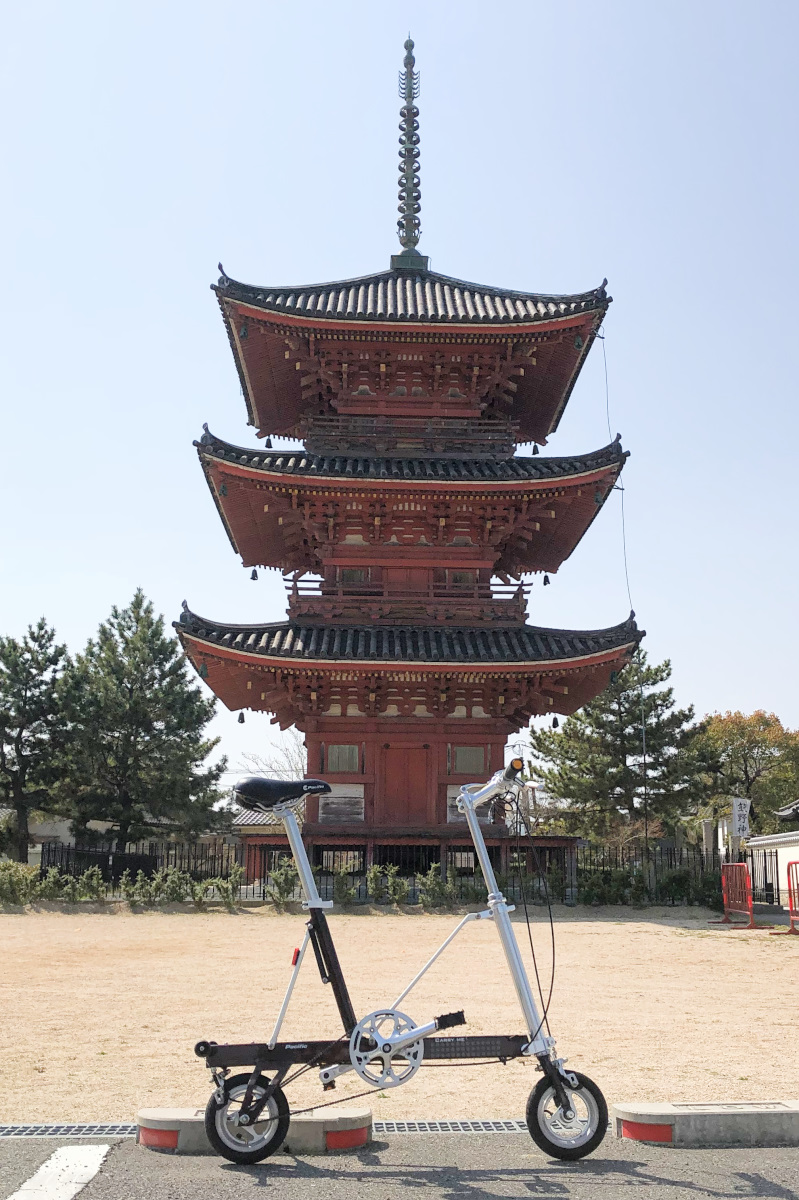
[{"x1": 435, "y1": 1010, "x2": 466, "y2": 1030}]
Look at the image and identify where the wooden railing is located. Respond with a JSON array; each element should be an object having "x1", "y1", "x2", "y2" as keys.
[
  {"x1": 299, "y1": 414, "x2": 518, "y2": 458},
  {"x1": 286, "y1": 581, "x2": 529, "y2": 624}
]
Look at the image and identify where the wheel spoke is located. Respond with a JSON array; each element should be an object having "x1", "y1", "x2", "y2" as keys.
[
  {"x1": 538, "y1": 1086, "x2": 597, "y2": 1148},
  {"x1": 218, "y1": 1087, "x2": 280, "y2": 1153}
]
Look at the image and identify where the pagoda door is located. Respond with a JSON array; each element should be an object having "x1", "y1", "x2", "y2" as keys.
[{"x1": 381, "y1": 746, "x2": 430, "y2": 824}]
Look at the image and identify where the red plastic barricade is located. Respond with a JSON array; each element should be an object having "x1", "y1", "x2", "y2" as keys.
[
  {"x1": 771, "y1": 861, "x2": 799, "y2": 937},
  {"x1": 709, "y1": 863, "x2": 764, "y2": 930}
]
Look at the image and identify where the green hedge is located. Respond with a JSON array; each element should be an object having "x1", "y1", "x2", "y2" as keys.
[
  {"x1": 576, "y1": 863, "x2": 723, "y2": 908},
  {"x1": 0, "y1": 861, "x2": 244, "y2": 910}
]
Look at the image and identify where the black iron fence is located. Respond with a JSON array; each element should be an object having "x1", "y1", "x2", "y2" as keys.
[
  {"x1": 39, "y1": 840, "x2": 781, "y2": 908},
  {"x1": 40, "y1": 841, "x2": 247, "y2": 885},
  {"x1": 745, "y1": 847, "x2": 780, "y2": 905}
]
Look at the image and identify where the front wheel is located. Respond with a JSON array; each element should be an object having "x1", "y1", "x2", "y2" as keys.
[
  {"x1": 205, "y1": 1073, "x2": 290, "y2": 1165},
  {"x1": 526, "y1": 1070, "x2": 607, "y2": 1161}
]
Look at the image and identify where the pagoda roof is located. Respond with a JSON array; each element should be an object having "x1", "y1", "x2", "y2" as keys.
[
  {"x1": 176, "y1": 606, "x2": 641, "y2": 666},
  {"x1": 196, "y1": 428, "x2": 627, "y2": 484},
  {"x1": 215, "y1": 266, "x2": 609, "y2": 328},
  {"x1": 196, "y1": 429, "x2": 627, "y2": 576},
  {"x1": 215, "y1": 267, "x2": 609, "y2": 444}
]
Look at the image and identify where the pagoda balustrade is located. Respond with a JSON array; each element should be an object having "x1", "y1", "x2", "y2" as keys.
[
  {"x1": 285, "y1": 577, "x2": 528, "y2": 624},
  {"x1": 299, "y1": 414, "x2": 519, "y2": 458}
]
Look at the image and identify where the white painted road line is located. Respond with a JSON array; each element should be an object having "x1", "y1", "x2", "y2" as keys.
[{"x1": 7, "y1": 1145, "x2": 110, "y2": 1200}]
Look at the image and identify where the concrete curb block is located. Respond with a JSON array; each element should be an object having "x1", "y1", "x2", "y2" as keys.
[
  {"x1": 137, "y1": 1106, "x2": 372, "y2": 1155},
  {"x1": 613, "y1": 1101, "x2": 799, "y2": 1148},
  {"x1": 284, "y1": 1107, "x2": 372, "y2": 1155}
]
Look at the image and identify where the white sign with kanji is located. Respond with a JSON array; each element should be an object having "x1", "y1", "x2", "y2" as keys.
[{"x1": 731, "y1": 797, "x2": 751, "y2": 838}]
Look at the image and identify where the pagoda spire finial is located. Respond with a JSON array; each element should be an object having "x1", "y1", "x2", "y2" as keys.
[{"x1": 392, "y1": 36, "x2": 428, "y2": 271}]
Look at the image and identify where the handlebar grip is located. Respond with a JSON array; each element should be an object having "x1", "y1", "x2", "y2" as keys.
[{"x1": 503, "y1": 757, "x2": 524, "y2": 782}]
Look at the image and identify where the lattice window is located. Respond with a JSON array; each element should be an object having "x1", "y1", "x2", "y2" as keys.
[
  {"x1": 326, "y1": 744, "x2": 360, "y2": 772},
  {"x1": 451, "y1": 745, "x2": 486, "y2": 776}
]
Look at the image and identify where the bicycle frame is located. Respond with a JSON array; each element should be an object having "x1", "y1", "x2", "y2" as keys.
[
  {"x1": 198, "y1": 772, "x2": 555, "y2": 1074},
  {"x1": 457, "y1": 783, "x2": 550, "y2": 1054},
  {"x1": 197, "y1": 766, "x2": 607, "y2": 1164}
]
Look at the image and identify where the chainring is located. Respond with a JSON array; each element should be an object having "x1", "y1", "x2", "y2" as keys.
[{"x1": 349, "y1": 1008, "x2": 424, "y2": 1089}]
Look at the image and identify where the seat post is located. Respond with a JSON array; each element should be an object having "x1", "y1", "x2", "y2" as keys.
[{"x1": 276, "y1": 804, "x2": 324, "y2": 907}]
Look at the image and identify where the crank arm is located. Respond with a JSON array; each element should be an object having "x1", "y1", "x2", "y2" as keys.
[
  {"x1": 383, "y1": 1019, "x2": 437, "y2": 1053},
  {"x1": 319, "y1": 1063, "x2": 355, "y2": 1086},
  {"x1": 368, "y1": 1010, "x2": 467, "y2": 1057}
]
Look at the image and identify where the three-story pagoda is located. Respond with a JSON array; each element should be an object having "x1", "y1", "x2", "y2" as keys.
[{"x1": 177, "y1": 39, "x2": 642, "y2": 875}]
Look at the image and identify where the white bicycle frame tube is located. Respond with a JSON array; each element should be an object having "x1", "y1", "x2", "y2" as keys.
[
  {"x1": 274, "y1": 802, "x2": 332, "y2": 909},
  {"x1": 391, "y1": 910, "x2": 486, "y2": 1008},
  {"x1": 271, "y1": 779, "x2": 550, "y2": 1059},
  {"x1": 268, "y1": 927, "x2": 311, "y2": 1049},
  {"x1": 458, "y1": 780, "x2": 549, "y2": 1055}
]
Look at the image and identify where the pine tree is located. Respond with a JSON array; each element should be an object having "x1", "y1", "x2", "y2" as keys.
[
  {"x1": 529, "y1": 651, "x2": 706, "y2": 839},
  {"x1": 64, "y1": 590, "x2": 226, "y2": 850},
  {"x1": 0, "y1": 620, "x2": 70, "y2": 862}
]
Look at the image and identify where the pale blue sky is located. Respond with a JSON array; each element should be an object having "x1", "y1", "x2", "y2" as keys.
[{"x1": 2, "y1": 1, "x2": 797, "y2": 773}]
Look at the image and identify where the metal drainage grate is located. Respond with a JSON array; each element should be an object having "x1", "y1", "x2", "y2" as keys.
[
  {"x1": 0, "y1": 1119, "x2": 528, "y2": 1140},
  {"x1": 374, "y1": 1119, "x2": 527, "y2": 1134},
  {"x1": 0, "y1": 1125, "x2": 138, "y2": 1139}
]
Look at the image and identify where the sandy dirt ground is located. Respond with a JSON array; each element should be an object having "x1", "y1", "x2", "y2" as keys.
[{"x1": 0, "y1": 904, "x2": 796, "y2": 1122}]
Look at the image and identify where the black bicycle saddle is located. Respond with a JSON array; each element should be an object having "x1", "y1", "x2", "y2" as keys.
[{"x1": 233, "y1": 775, "x2": 331, "y2": 811}]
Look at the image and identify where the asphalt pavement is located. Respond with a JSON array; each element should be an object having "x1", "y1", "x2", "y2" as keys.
[{"x1": 2, "y1": 1133, "x2": 798, "y2": 1200}]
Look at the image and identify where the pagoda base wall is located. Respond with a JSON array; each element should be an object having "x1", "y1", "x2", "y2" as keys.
[{"x1": 299, "y1": 715, "x2": 514, "y2": 833}]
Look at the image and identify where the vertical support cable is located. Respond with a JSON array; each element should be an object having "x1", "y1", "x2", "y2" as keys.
[{"x1": 603, "y1": 332, "x2": 649, "y2": 858}]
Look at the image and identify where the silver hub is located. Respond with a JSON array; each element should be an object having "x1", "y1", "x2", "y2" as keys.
[
  {"x1": 537, "y1": 1083, "x2": 599, "y2": 1149},
  {"x1": 215, "y1": 1082, "x2": 282, "y2": 1153}
]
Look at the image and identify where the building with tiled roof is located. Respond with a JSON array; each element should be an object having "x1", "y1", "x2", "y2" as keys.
[{"x1": 175, "y1": 38, "x2": 642, "y2": 879}]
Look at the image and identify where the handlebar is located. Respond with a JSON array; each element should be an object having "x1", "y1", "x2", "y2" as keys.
[
  {"x1": 503, "y1": 757, "x2": 524, "y2": 782},
  {"x1": 461, "y1": 759, "x2": 525, "y2": 808}
]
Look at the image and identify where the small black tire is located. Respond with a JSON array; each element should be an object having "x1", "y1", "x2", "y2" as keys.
[
  {"x1": 526, "y1": 1070, "x2": 607, "y2": 1161},
  {"x1": 205, "y1": 1073, "x2": 290, "y2": 1165}
]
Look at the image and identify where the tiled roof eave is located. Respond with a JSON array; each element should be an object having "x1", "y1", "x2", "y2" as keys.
[
  {"x1": 195, "y1": 432, "x2": 628, "y2": 486},
  {"x1": 213, "y1": 268, "x2": 610, "y2": 329},
  {"x1": 177, "y1": 630, "x2": 641, "y2": 673},
  {"x1": 175, "y1": 612, "x2": 642, "y2": 670},
  {"x1": 219, "y1": 297, "x2": 610, "y2": 334}
]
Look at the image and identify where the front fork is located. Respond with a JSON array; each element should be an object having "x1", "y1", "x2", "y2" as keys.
[{"x1": 537, "y1": 1051, "x2": 579, "y2": 1119}]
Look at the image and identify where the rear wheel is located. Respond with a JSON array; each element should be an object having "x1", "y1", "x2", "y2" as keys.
[
  {"x1": 205, "y1": 1073, "x2": 290, "y2": 1165},
  {"x1": 526, "y1": 1070, "x2": 607, "y2": 1161}
]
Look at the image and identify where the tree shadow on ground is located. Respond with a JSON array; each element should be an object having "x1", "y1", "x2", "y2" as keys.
[{"x1": 223, "y1": 1147, "x2": 799, "y2": 1199}]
